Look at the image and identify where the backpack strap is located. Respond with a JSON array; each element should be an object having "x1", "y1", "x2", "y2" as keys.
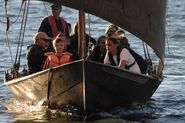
[{"x1": 125, "y1": 60, "x2": 136, "y2": 69}]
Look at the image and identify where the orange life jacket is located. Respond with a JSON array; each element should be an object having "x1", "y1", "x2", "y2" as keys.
[
  {"x1": 48, "y1": 15, "x2": 67, "y2": 37},
  {"x1": 43, "y1": 52, "x2": 72, "y2": 69}
]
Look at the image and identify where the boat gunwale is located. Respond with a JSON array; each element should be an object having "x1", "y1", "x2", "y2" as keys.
[
  {"x1": 86, "y1": 59, "x2": 157, "y2": 80},
  {"x1": 4, "y1": 60, "x2": 83, "y2": 85}
]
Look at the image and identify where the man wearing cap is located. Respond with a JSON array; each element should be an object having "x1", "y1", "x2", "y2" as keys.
[
  {"x1": 26, "y1": 32, "x2": 51, "y2": 74},
  {"x1": 38, "y1": 4, "x2": 70, "y2": 41}
]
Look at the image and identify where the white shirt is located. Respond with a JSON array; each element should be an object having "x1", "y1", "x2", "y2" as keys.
[
  {"x1": 104, "y1": 48, "x2": 141, "y2": 73},
  {"x1": 104, "y1": 51, "x2": 118, "y2": 65},
  {"x1": 120, "y1": 48, "x2": 141, "y2": 73}
]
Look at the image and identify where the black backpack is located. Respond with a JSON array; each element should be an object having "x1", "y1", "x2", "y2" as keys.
[{"x1": 128, "y1": 48, "x2": 147, "y2": 74}]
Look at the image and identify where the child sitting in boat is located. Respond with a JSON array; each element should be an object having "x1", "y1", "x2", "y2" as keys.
[{"x1": 43, "y1": 37, "x2": 73, "y2": 69}]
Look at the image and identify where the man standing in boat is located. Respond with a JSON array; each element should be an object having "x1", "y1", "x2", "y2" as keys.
[{"x1": 38, "y1": 4, "x2": 71, "y2": 52}]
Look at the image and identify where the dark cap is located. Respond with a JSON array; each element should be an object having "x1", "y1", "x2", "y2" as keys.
[{"x1": 50, "y1": 4, "x2": 61, "y2": 8}]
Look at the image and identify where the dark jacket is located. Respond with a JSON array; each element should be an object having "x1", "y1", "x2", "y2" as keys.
[
  {"x1": 70, "y1": 33, "x2": 96, "y2": 51},
  {"x1": 38, "y1": 17, "x2": 70, "y2": 38},
  {"x1": 26, "y1": 44, "x2": 45, "y2": 74},
  {"x1": 87, "y1": 45, "x2": 106, "y2": 63},
  {"x1": 66, "y1": 45, "x2": 80, "y2": 61}
]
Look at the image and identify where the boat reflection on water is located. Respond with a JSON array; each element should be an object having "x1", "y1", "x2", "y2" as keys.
[
  {"x1": 5, "y1": 97, "x2": 84, "y2": 122},
  {"x1": 5, "y1": 96, "x2": 162, "y2": 122}
]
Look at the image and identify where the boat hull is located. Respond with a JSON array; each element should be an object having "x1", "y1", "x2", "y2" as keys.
[
  {"x1": 5, "y1": 60, "x2": 83, "y2": 107},
  {"x1": 84, "y1": 60, "x2": 161, "y2": 114},
  {"x1": 4, "y1": 60, "x2": 161, "y2": 115}
]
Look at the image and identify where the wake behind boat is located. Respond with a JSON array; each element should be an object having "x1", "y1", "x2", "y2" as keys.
[{"x1": 4, "y1": 0, "x2": 167, "y2": 116}]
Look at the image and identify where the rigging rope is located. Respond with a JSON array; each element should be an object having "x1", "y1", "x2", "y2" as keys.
[
  {"x1": 4, "y1": 0, "x2": 26, "y2": 67},
  {"x1": 87, "y1": 14, "x2": 93, "y2": 57},
  {"x1": 4, "y1": 0, "x2": 14, "y2": 65},
  {"x1": 3, "y1": 1, "x2": 25, "y2": 28},
  {"x1": 142, "y1": 42, "x2": 147, "y2": 60},
  {"x1": 143, "y1": 42, "x2": 153, "y2": 75},
  {"x1": 13, "y1": 0, "x2": 30, "y2": 74},
  {"x1": 145, "y1": 43, "x2": 151, "y2": 61},
  {"x1": 43, "y1": 2, "x2": 49, "y2": 16},
  {"x1": 142, "y1": 41, "x2": 152, "y2": 75},
  {"x1": 3, "y1": 0, "x2": 30, "y2": 77},
  {"x1": 18, "y1": 0, "x2": 30, "y2": 65},
  {"x1": 6, "y1": 31, "x2": 14, "y2": 65}
]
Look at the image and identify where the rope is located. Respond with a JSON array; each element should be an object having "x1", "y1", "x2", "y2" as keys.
[
  {"x1": 144, "y1": 43, "x2": 153, "y2": 75},
  {"x1": 145, "y1": 43, "x2": 151, "y2": 61},
  {"x1": 88, "y1": 14, "x2": 91, "y2": 42},
  {"x1": 165, "y1": 3, "x2": 172, "y2": 55},
  {"x1": 6, "y1": 31, "x2": 14, "y2": 65},
  {"x1": 4, "y1": 0, "x2": 14, "y2": 65},
  {"x1": 142, "y1": 41, "x2": 147, "y2": 60},
  {"x1": 14, "y1": 1, "x2": 27, "y2": 65},
  {"x1": 142, "y1": 41, "x2": 153, "y2": 75},
  {"x1": 9, "y1": 2, "x2": 24, "y2": 26},
  {"x1": 43, "y1": 2, "x2": 49, "y2": 16},
  {"x1": 2, "y1": 1, "x2": 25, "y2": 27},
  {"x1": 0, "y1": 0, "x2": 8, "y2": 24},
  {"x1": 4, "y1": 0, "x2": 26, "y2": 67},
  {"x1": 87, "y1": 14, "x2": 92, "y2": 56},
  {"x1": 14, "y1": 0, "x2": 30, "y2": 65},
  {"x1": 18, "y1": 0, "x2": 30, "y2": 65}
]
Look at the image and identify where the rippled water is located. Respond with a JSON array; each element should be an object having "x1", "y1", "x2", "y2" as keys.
[{"x1": 0, "y1": 0, "x2": 185, "y2": 122}]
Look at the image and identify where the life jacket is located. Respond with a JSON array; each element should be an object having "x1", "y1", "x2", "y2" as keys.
[
  {"x1": 108, "y1": 47, "x2": 135, "y2": 69},
  {"x1": 43, "y1": 52, "x2": 72, "y2": 69},
  {"x1": 48, "y1": 15, "x2": 67, "y2": 37}
]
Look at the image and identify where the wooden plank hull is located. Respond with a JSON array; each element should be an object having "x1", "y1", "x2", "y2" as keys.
[
  {"x1": 84, "y1": 60, "x2": 161, "y2": 114},
  {"x1": 5, "y1": 70, "x2": 49, "y2": 103},
  {"x1": 5, "y1": 60, "x2": 161, "y2": 115},
  {"x1": 5, "y1": 60, "x2": 83, "y2": 106},
  {"x1": 47, "y1": 60, "x2": 83, "y2": 109}
]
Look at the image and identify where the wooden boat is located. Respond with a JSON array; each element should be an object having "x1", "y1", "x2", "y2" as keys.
[
  {"x1": 4, "y1": 0, "x2": 167, "y2": 116},
  {"x1": 5, "y1": 60, "x2": 83, "y2": 106}
]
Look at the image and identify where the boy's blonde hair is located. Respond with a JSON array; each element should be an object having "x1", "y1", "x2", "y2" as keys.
[{"x1": 53, "y1": 38, "x2": 64, "y2": 46}]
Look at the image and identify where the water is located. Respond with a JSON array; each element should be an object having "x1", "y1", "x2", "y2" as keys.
[{"x1": 0, "y1": 0, "x2": 185, "y2": 122}]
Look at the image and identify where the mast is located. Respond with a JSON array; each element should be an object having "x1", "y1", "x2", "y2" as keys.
[
  {"x1": 78, "y1": 10, "x2": 86, "y2": 116},
  {"x1": 78, "y1": 10, "x2": 85, "y2": 59}
]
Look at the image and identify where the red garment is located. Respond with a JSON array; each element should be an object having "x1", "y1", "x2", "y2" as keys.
[{"x1": 47, "y1": 15, "x2": 66, "y2": 37}]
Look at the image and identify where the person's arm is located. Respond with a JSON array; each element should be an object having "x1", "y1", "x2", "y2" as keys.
[
  {"x1": 38, "y1": 18, "x2": 47, "y2": 32},
  {"x1": 43, "y1": 57, "x2": 50, "y2": 70},
  {"x1": 38, "y1": 17, "x2": 52, "y2": 37},
  {"x1": 119, "y1": 60, "x2": 127, "y2": 68},
  {"x1": 103, "y1": 51, "x2": 110, "y2": 64},
  {"x1": 119, "y1": 48, "x2": 128, "y2": 68}
]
